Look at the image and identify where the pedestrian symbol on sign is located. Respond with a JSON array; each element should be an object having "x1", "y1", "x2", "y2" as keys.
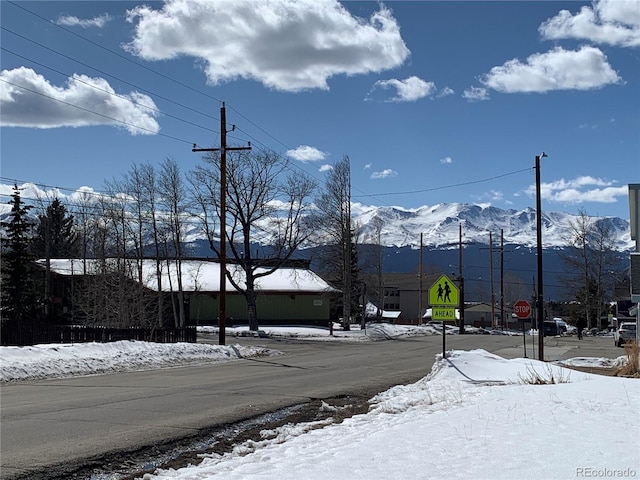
[{"x1": 429, "y1": 275, "x2": 459, "y2": 306}]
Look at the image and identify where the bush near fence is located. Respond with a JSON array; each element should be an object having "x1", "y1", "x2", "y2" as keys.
[{"x1": 0, "y1": 321, "x2": 197, "y2": 346}]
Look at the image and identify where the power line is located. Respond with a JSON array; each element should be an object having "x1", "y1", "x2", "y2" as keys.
[
  {"x1": 352, "y1": 167, "x2": 533, "y2": 199},
  {"x1": 4, "y1": 2, "x2": 395, "y2": 205},
  {"x1": 5, "y1": 1, "x2": 225, "y2": 105},
  {"x1": 0, "y1": 27, "x2": 222, "y2": 127},
  {"x1": 3, "y1": 6, "x2": 342, "y2": 199},
  {"x1": 4, "y1": 1, "x2": 536, "y2": 211},
  {"x1": 0, "y1": 46, "x2": 219, "y2": 136},
  {"x1": 0, "y1": 78, "x2": 194, "y2": 144}
]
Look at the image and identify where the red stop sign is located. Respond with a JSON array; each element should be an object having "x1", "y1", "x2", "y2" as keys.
[{"x1": 514, "y1": 300, "x2": 531, "y2": 319}]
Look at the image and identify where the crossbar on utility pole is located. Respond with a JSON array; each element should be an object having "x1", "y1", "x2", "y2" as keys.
[{"x1": 192, "y1": 102, "x2": 251, "y2": 345}]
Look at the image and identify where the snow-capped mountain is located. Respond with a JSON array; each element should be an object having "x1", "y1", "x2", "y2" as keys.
[
  {"x1": 1, "y1": 201, "x2": 632, "y2": 252},
  {"x1": 351, "y1": 203, "x2": 633, "y2": 251}
]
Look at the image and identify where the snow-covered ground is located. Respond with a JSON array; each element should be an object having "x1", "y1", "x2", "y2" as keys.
[
  {"x1": 0, "y1": 324, "x2": 441, "y2": 382},
  {"x1": 198, "y1": 322, "x2": 446, "y2": 342},
  {"x1": 1, "y1": 325, "x2": 638, "y2": 480}
]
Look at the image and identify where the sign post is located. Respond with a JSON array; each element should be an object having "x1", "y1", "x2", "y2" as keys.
[
  {"x1": 429, "y1": 275, "x2": 459, "y2": 359},
  {"x1": 514, "y1": 300, "x2": 531, "y2": 358}
]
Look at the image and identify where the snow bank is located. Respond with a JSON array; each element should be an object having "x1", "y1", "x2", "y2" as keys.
[
  {"x1": 0, "y1": 341, "x2": 279, "y2": 383},
  {"x1": 141, "y1": 349, "x2": 640, "y2": 480}
]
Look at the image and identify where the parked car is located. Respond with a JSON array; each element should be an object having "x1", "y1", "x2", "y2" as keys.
[
  {"x1": 553, "y1": 319, "x2": 568, "y2": 334},
  {"x1": 614, "y1": 322, "x2": 636, "y2": 347},
  {"x1": 565, "y1": 324, "x2": 577, "y2": 335},
  {"x1": 543, "y1": 320, "x2": 561, "y2": 336}
]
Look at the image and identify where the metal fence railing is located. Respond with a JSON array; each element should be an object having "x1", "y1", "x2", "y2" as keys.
[{"x1": 0, "y1": 321, "x2": 197, "y2": 346}]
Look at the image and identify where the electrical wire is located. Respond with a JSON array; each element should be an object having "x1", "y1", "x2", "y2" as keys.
[
  {"x1": 0, "y1": 27, "x2": 221, "y2": 127},
  {"x1": 352, "y1": 167, "x2": 533, "y2": 199},
  {"x1": 3, "y1": 1, "x2": 537, "y2": 210},
  {"x1": 0, "y1": 78, "x2": 195, "y2": 144},
  {"x1": 2, "y1": 1, "x2": 395, "y2": 204},
  {"x1": 0, "y1": 46, "x2": 219, "y2": 136},
  {"x1": 5, "y1": 1, "x2": 225, "y2": 105}
]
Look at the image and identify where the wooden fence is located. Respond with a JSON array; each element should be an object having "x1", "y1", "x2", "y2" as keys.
[{"x1": 0, "y1": 321, "x2": 197, "y2": 346}]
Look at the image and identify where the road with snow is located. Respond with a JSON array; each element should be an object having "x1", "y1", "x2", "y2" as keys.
[{"x1": 0, "y1": 333, "x2": 621, "y2": 479}]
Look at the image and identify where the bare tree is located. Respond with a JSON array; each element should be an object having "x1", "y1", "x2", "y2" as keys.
[
  {"x1": 590, "y1": 217, "x2": 619, "y2": 325},
  {"x1": 99, "y1": 181, "x2": 131, "y2": 325},
  {"x1": 158, "y1": 158, "x2": 189, "y2": 328},
  {"x1": 190, "y1": 149, "x2": 316, "y2": 331},
  {"x1": 560, "y1": 209, "x2": 621, "y2": 329},
  {"x1": 315, "y1": 156, "x2": 353, "y2": 329},
  {"x1": 73, "y1": 189, "x2": 97, "y2": 274},
  {"x1": 502, "y1": 271, "x2": 533, "y2": 307},
  {"x1": 138, "y1": 163, "x2": 166, "y2": 327}
]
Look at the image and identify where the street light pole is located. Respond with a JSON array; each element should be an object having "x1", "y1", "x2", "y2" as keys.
[{"x1": 535, "y1": 152, "x2": 548, "y2": 361}]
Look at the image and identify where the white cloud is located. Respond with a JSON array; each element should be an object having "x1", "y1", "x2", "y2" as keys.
[
  {"x1": 437, "y1": 86, "x2": 455, "y2": 98},
  {"x1": 481, "y1": 46, "x2": 622, "y2": 94},
  {"x1": 472, "y1": 190, "x2": 504, "y2": 203},
  {"x1": 525, "y1": 176, "x2": 627, "y2": 204},
  {"x1": 0, "y1": 67, "x2": 160, "y2": 135},
  {"x1": 319, "y1": 164, "x2": 333, "y2": 172},
  {"x1": 364, "y1": 163, "x2": 372, "y2": 170},
  {"x1": 462, "y1": 86, "x2": 489, "y2": 102},
  {"x1": 368, "y1": 76, "x2": 436, "y2": 102},
  {"x1": 539, "y1": 0, "x2": 640, "y2": 47},
  {"x1": 0, "y1": 183, "x2": 104, "y2": 208},
  {"x1": 124, "y1": 0, "x2": 409, "y2": 92},
  {"x1": 0, "y1": 182, "x2": 53, "y2": 202},
  {"x1": 489, "y1": 190, "x2": 504, "y2": 201},
  {"x1": 286, "y1": 145, "x2": 326, "y2": 162},
  {"x1": 440, "y1": 156, "x2": 453, "y2": 165},
  {"x1": 370, "y1": 169, "x2": 397, "y2": 179},
  {"x1": 55, "y1": 14, "x2": 113, "y2": 29}
]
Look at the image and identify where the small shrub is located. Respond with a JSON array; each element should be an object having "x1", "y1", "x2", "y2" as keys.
[
  {"x1": 519, "y1": 364, "x2": 571, "y2": 385},
  {"x1": 616, "y1": 341, "x2": 639, "y2": 377}
]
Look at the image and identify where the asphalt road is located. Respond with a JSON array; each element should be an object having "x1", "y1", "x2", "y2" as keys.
[{"x1": 0, "y1": 333, "x2": 624, "y2": 479}]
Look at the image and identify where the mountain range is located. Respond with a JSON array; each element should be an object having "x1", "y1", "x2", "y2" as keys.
[
  {"x1": 349, "y1": 203, "x2": 633, "y2": 251},
  {"x1": 1, "y1": 198, "x2": 632, "y2": 251},
  {"x1": 2, "y1": 201, "x2": 632, "y2": 300}
]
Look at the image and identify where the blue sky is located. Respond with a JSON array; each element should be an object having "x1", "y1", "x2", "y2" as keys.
[{"x1": 1, "y1": 0, "x2": 639, "y2": 220}]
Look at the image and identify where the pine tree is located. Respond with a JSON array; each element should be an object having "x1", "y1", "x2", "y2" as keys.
[
  {"x1": 1, "y1": 185, "x2": 38, "y2": 324},
  {"x1": 32, "y1": 198, "x2": 78, "y2": 259},
  {"x1": 349, "y1": 228, "x2": 365, "y2": 323},
  {"x1": 31, "y1": 198, "x2": 78, "y2": 322}
]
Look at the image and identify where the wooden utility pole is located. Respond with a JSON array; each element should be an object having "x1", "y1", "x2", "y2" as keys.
[
  {"x1": 489, "y1": 231, "x2": 495, "y2": 328},
  {"x1": 192, "y1": 102, "x2": 251, "y2": 345},
  {"x1": 458, "y1": 223, "x2": 465, "y2": 334},
  {"x1": 418, "y1": 233, "x2": 423, "y2": 325},
  {"x1": 500, "y1": 229, "x2": 505, "y2": 330}
]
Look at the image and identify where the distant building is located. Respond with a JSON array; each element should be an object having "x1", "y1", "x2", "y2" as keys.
[
  {"x1": 38, "y1": 259, "x2": 338, "y2": 327},
  {"x1": 359, "y1": 272, "x2": 447, "y2": 325}
]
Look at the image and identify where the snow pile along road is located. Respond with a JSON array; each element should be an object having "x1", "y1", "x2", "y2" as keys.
[
  {"x1": 140, "y1": 349, "x2": 639, "y2": 480},
  {"x1": 0, "y1": 341, "x2": 279, "y2": 383}
]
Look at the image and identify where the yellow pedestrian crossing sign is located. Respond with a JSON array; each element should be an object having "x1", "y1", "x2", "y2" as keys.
[{"x1": 429, "y1": 274, "x2": 459, "y2": 306}]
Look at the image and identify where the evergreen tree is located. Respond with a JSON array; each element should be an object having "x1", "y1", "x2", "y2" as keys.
[
  {"x1": 32, "y1": 198, "x2": 78, "y2": 322},
  {"x1": 349, "y1": 228, "x2": 365, "y2": 322},
  {"x1": 33, "y1": 198, "x2": 78, "y2": 258},
  {"x1": 1, "y1": 185, "x2": 38, "y2": 324}
]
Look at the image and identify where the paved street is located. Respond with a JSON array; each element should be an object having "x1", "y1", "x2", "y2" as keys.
[{"x1": 0, "y1": 333, "x2": 624, "y2": 479}]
